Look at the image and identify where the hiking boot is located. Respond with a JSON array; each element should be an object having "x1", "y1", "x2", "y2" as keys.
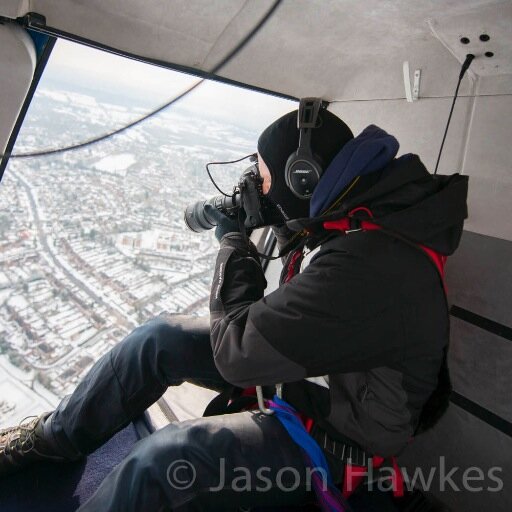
[{"x1": 0, "y1": 412, "x2": 71, "y2": 477}]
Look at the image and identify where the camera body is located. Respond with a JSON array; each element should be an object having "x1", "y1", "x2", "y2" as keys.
[{"x1": 184, "y1": 160, "x2": 281, "y2": 234}]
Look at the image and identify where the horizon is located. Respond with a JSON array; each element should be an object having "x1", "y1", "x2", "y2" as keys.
[{"x1": 43, "y1": 39, "x2": 297, "y2": 133}]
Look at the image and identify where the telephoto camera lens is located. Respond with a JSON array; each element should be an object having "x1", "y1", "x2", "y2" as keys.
[{"x1": 184, "y1": 194, "x2": 240, "y2": 233}]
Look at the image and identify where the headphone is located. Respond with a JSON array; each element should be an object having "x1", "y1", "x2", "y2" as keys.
[{"x1": 284, "y1": 97, "x2": 324, "y2": 199}]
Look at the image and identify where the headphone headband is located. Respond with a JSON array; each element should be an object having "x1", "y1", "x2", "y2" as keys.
[
  {"x1": 285, "y1": 98, "x2": 324, "y2": 200},
  {"x1": 297, "y1": 98, "x2": 322, "y2": 157},
  {"x1": 298, "y1": 98, "x2": 322, "y2": 129}
]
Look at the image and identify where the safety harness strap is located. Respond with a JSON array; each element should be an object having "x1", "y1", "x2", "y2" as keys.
[
  {"x1": 268, "y1": 396, "x2": 352, "y2": 512},
  {"x1": 322, "y1": 207, "x2": 448, "y2": 293},
  {"x1": 206, "y1": 207, "x2": 446, "y2": 502},
  {"x1": 279, "y1": 206, "x2": 449, "y2": 500}
]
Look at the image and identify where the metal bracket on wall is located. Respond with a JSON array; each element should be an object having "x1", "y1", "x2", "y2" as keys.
[{"x1": 403, "y1": 61, "x2": 421, "y2": 102}]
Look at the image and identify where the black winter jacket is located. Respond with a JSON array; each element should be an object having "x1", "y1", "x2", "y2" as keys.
[{"x1": 209, "y1": 155, "x2": 468, "y2": 457}]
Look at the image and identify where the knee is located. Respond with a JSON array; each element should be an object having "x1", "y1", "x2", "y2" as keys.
[
  {"x1": 128, "y1": 428, "x2": 206, "y2": 490},
  {"x1": 145, "y1": 317, "x2": 185, "y2": 344},
  {"x1": 122, "y1": 317, "x2": 190, "y2": 358},
  {"x1": 129, "y1": 433, "x2": 182, "y2": 477}
]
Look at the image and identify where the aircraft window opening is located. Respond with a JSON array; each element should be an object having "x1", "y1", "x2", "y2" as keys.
[
  {"x1": 0, "y1": 36, "x2": 294, "y2": 428},
  {"x1": 1, "y1": 0, "x2": 283, "y2": 162}
]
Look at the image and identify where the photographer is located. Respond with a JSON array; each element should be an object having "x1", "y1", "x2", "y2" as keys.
[{"x1": 0, "y1": 101, "x2": 467, "y2": 511}]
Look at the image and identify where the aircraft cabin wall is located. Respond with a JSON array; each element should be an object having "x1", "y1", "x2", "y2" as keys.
[
  {"x1": 0, "y1": 22, "x2": 36, "y2": 157},
  {"x1": 327, "y1": 67, "x2": 512, "y2": 511},
  {"x1": 0, "y1": 1, "x2": 510, "y2": 510},
  {"x1": 261, "y1": 81, "x2": 512, "y2": 511}
]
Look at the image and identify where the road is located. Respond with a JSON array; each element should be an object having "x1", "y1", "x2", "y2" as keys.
[{"x1": 16, "y1": 172, "x2": 136, "y2": 330}]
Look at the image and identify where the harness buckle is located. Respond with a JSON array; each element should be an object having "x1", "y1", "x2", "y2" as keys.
[{"x1": 345, "y1": 216, "x2": 362, "y2": 233}]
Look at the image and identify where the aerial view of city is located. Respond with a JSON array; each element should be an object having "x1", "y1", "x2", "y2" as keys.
[{"x1": 0, "y1": 41, "x2": 292, "y2": 427}]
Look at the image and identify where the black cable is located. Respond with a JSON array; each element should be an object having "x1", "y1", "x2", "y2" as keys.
[
  {"x1": 6, "y1": 81, "x2": 204, "y2": 159},
  {"x1": 2, "y1": 0, "x2": 282, "y2": 160},
  {"x1": 206, "y1": 154, "x2": 256, "y2": 197},
  {"x1": 434, "y1": 54, "x2": 475, "y2": 175},
  {"x1": 250, "y1": 225, "x2": 308, "y2": 262}
]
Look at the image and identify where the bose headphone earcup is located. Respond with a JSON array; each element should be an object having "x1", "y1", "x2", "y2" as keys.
[
  {"x1": 284, "y1": 151, "x2": 297, "y2": 190},
  {"x1": 285, "y1": 151, "x2": 323, "y2": 199}
]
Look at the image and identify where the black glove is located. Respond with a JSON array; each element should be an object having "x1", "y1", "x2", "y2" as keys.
[
  {"x1": 204, "y1": 204, "x2": 241, "y2": 242},
  {"x1": 271, "y1": 223, "x2": 297, "y2": 252}
]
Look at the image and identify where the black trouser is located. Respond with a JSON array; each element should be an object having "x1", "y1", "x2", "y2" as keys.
[{"x1": 45, "y1": 315, "x2": 344, "y2": 511}]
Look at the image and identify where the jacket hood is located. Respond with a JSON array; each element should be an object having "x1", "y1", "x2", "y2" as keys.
[
  {"x1": 310, "y1": 124, "x2": 399, "y2": 217},
  {"x1": 288, "y1": 153, "x2": 469, "y2": 256}
]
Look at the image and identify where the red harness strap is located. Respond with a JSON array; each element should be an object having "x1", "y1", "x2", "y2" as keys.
[
  {"x1": 340, "y1": 456, "x2": 405, "y2": 499},
  {"x1": 323, "y1": 207, "x2": 448, "y2": 293},
  {"x1": 284, "y1": 249, "x2": 304, "y2": 283},
  {"x1": 323, "y1": 206, "x2": 382, "y2": 234},
  {"x1": 419, "y1": 245, "x2": 448, "y2": 293},
  {"x1": 243, "y1": 210, "x2": 444, "y2": 501},
  {"x1": 342, "y1": 456, "x2": 384, "y2": 498},
  {"x1": 322, "y1": 207, "x2": 448, "y2": 498}
]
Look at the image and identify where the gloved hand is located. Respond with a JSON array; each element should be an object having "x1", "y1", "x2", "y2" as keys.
[
  {"x1": 204, "y1": 204, "x2": 241, "y2": 242},
  {"x1": 271, "y1": 222, "x2": 297, "y2": 252}
]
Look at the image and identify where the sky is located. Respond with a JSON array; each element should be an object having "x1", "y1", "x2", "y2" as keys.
[{"x1": 45, "y1": 39, "x2": 296, "y2": 132}]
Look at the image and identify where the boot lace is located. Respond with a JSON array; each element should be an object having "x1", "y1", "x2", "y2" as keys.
[{"x1": 1, "y1": 416, "x2": 39, "y2": 456}]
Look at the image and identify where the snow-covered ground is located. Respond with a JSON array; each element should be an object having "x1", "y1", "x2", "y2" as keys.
[
  {"x1": 0, "y1": 355, "x2": 60, "y2": 429},
  {"x1": 93, "y1": 153, "x2": 136, "y2": 173}
]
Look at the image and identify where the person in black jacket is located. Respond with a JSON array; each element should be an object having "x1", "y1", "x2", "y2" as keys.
[{"x1": 0, "y1": 106, "x2": 468, "y2": 511}]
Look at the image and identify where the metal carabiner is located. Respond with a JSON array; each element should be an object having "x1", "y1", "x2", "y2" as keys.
[{"x1": 255, "y1": 383, "x2": 283, "y2": 415}]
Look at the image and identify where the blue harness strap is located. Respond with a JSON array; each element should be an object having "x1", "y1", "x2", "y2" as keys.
[{"x1": 268, "y1": 395, "x2": 352, "y2": 512}]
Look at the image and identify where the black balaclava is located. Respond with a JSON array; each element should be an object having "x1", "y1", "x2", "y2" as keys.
[{"x1": 257, "y1": 109, "x2": 354, "y2": 221}]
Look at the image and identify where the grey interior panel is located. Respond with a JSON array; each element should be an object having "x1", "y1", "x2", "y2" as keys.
[
  {"x1": 446, "y1": 231, "x2": 512, "y2": 325},
  {"x1": 145, "y1": 383, "x2": 218, "y2": 430},
  {"x1": 399, "y1": 404, "x2": 512, "y2": 511},
  {"x1": 462, "y1": 96, "x2": 512, "y2": 240},
  {"x1": 0, "y1": 23, "x2": 35, "y2": 154},
  {"x1": 2, "y1": 1, "x2": 511, "y2": 101},
  {"x1": 329, "y1": 98, "x2": 472, "y2": 176},
  {"x1": 449, "y1": 317, "x2": 512, "y2": 422}
]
